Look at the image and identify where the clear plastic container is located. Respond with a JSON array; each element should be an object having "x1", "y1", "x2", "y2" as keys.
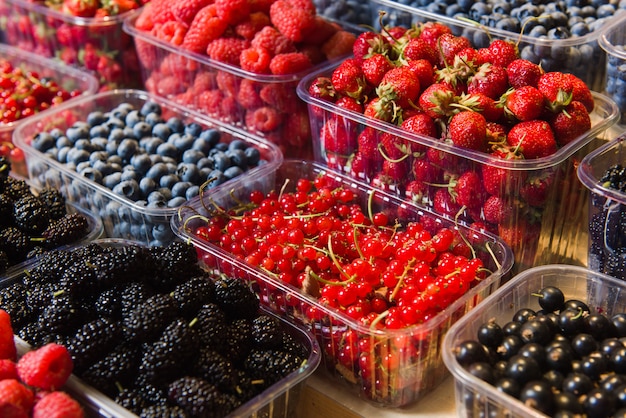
[
  {"x1": 0, "y1": 0, "x2": 143, "y2": 89},
  {"x1": 599, "y1": 11, "x2": 626, "y2": 125},
  {"x1": 297, "y1": 61, "x2": 620, "y2": 273},
  {"x1": 122, "y1": 10, "x2": 358, "y2": 160},
  {"x1": 0, "y1": 43, "x2": 99, "y2": 178},
  {"x1": 369, "y1": 0, "x2": 626, "y2": 92},
  {"x1": 171, "y1": 159, "x2": 514, "y2": 408},
  {"x1": 577, "y1": 134, "x2": 626, "y2": 282},
  {"x1": 12, "y1": 90, "x2": 282, "y2": 246},
  {"x1": 7, "y1": 238, "x2": 321, "y2": 418},
  {"x1": 442, "y1": 264, "x2": 626, "y2": 418}
]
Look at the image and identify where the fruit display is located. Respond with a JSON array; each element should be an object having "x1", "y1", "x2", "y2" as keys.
[
  {"x1": 12, "y1": 90, "x2": 281, "y2": 246},
  {"x1": 578, "y1": 135, "x2": 626, "y2": 282},
  {"x1": 297, "y1": 20, "x2": 620, "y2": 272},
  {"x1": 0, "y1": 239, "x2": 321, "y2": 417},
  {"x1": 599, "y1": 13, "x2": 626, "y2": 125},
  {"x1": 172, "y1": 159, "x2": 513, "y2": 407},
  {"x1": 443, "y1": 264, "x2": 626, "y2": 418},
  {"x1": 0, "y1": 0, "x2": 148, "y2": 90},
  {"x1": 370, "y1": 0, "x2": 626, "y2": 92},
  {"x1": 0, "y1": 309, "x2": 85, "y2": 418},
  {"x1": 313, "y1": 0, "x2": 371, "y2": 27},
  {"x1": 0, "y1": 43, "x2": 99, "y2": 178},
  {"x1": 122, "y1": 0, "x2": 358, "y2": 159}
]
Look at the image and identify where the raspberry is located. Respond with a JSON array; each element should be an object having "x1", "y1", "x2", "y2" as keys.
[
  {"x1": 16, "y1": 343, "x2": 74, "y2": 391},
  {"x1": 147, "y1": 0, "x2": 175, "y2": 25},
  {"x1": 216, "y1": 71, "x2": 241, "y2": 97},
  {"x1": 0, "y1": 309, "x2": 16, "y2": 361},
  {"x1": 215, "y1": 0, "x2": 251, "y2": 25},
  {"x1": 171, "y1": 0, "x2": 213, "y2": 26},
  {"x1": 181, "y1": 4, "x2": 228, "y2": 54},
  {"x1": 249, "y1": 0, "x2": 275, "y2": 13},
  {"x1": 0, "y1": 403, "x2": 27, "y2": 418},
  {"x1": 235, "y1": 11, "x2": 271, "y2": 40},
  {"x1": 269, "y1": 52, "x2": 312, "y2": 75},
  {"x1": 32, "y1": 391, "x2": 84, "y2": 418},
  {"x1": 259, "y1": 84, "x2": 298, "y2": 112},
  {"x1": 206, "y1": 38, "x2": 250, "y2": 66},
  {"x1": 322, "y1": 30, "x2": 358, "y2": 60},
  {"x1": 153, "y1": 20, "x2": 188, "y2": 45},
  {"x1": 245, "y1": 106, "x2": 283, "y2": 132},
  {"x1": 250, "y1": 26, "x2": 295, "y2": 56},
  {"x1": 269, "y1": 0, "x2": 316, "y2": 42},
  {"x1": 0, "y1": 359, "x2": 18, "y2": 380},
  {"x1": 240, "y1": 46, "x2": 272, "y2": 74},
  {"x1": 0, "y1": 379, "x2": 34, "y2": 416},
  {"x1": 237, "y1": 79, "x2": 264, "y2": 110},
  {"x1": 197, "y1": 90, "x2": 224, "y2": 116}
]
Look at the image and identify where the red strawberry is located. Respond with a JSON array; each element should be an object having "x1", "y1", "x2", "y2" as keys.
[
  {"x1": 549, "y1": 100, "x2": 592, "y2": 147},
  {"x1": 520, "y1": 175, "x2": 553, "y2": 207},
  {"x1": 269, "y1": 52, "x2": 312, "y2": 75},
  {"x1": 331, "y1": 58, "x2": 367, "y2": 99},
  {"x1": 363, "y1": 97, "x2": 395, "y2": 123},
  {"x1": 486, "y1": 121, "x2": 508, "y2": 143},
  {"x1": 16, "y1": 343, "x2": 73, "y2": 391},
  {"x1": 307, "y1": 76, "x2": 336, "y2": 118},
  {"x1": 0, "y1": 309, "x2": 16, "y2": 361},
  {"x1": 62, "y1": 0, "x2": 99, "y2": 17},
  {"x1": 467, "y1": 63, "x2": 509, "y2": 100},
  {"x1": 498, "y1": 218, "x2": 540, "y2": 252},
  {"x1": 565, "y1": 73, "x2": 594, "y2": 113},
  {"x1": 450, "y1": 171, "x2": 487, "y2": 210},
  {"x1": 402, "y1": 37, "x2": 438, "y2": 66},
  {"x1": 349, "y1": 151, "x2": 378, "y2": 181},
  {"x1": 419, "y1": 21, "x2": 453, "y2": 50},
  {"x1": 418, "y1": 82, "x2": 457, "y2": 119},
  {"x1": 506, "y1": 58, "x2": 543, "y2": 89},
  {"x1": 32, "y1": 391, "x2": 84, "y2": 418},
  {"x1": 383, "y1": 159, "x2": 410, "y2": 182},
  {"x1": 215, "y1": 0, "x2": 251, "y2": 25},
  {"x1": 181, "y1": 4, "x2": 228, "y2": 54},
  {"x1": 504, "y1": 85, "x2": 546, "y2": 122},
  {"x1": 436, "y1": 33, "x2": 471, "y2": 68},
  {"x1": 401, "y1": 112, "x2": 438, "y2": 142},
  {"x1": 104, "y1": 0, "x2": 140, "y2": 16},
  {"x1": 412, "y1": 158, "x2": 440, "y2": 182},
  {"x1": 433, "y1": 187, "x2": 463, "y2": 218},
  {"x1": 240, "y1": 46, "x2": 272, "y2": 74},
  {"x1": 321, "y1": 30, "x2": 357, "y2": 60},
  {"x1": 361, "y1": 53, "x2": 394, "y2": 87},
  {"x1": 448, "y1": 111, "x2": 487, "y2": 151},
  {"x1": 506, "y1": 120, "x2": 557, "y2": 159},
  {"x1": 406, "y1": 59, "x2": 435, "y2": 91},
  {"x1": 357, "y1": 127, "x2": 383, "y2": 162},
  {"x1": 537, "y1": 71, "x2": 574, "y2": 112},
  {"x1": 0, "y1": 379, "x2": 33, "y2": 416},
  {"x1": 352, "y1": 32, "x2": 389, "y2": 63},
  {"x1": 371, "y1": 171, "x2": 403, "y2": 194},
  {"x1": 320, "y1": 118, "x2": 357, "y2": 156},
  {"x1": 171, "y1": 0, "x2": 214, "y2": 26},
  {"x1": 251, "y1": 26, "x2": 296, "y2": 55},
  {"x1": 376, "y1": 66, "x2": 421, "y2": 108},
  {"x1": 459, "y1": 92, "x2": 503, "y2": 122},
  {"x1": 483, "y1": 195, "x2": 513, "y2": 225},
  {"x1": 269, "y1": 0, "x2": 316, "y2": 42},
  {"x1": 379, "y1": 132, "x2": 409, "y2": 160},
  {"x1": 484, "y1": 39, "x2": 518, "y2": 67},
  {"x1": 405, "y1": 179, "x2": 431, "y2": 205},
  {"x1": 481, "y1": 147, "x2": 525, "y2": 196}
]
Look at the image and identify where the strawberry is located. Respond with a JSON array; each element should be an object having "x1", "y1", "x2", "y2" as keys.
[
  {"x1": 32, "y1": 391, "x2": 84, "y2": 418},
  {"x1": 307, "y1": 76, "x2": 336, "y2": 118},
  {"x1": 215, "y1": 0, "x2": 251, "y2": 25},
  {"x1": 402, "y1": 37, "x2": 438, "y2": 66},
  {"x1": 406, "y1": 59, "x2": 435, "y2": 92},
  {"x1": 357, "y1": 127, "x2": 383, "y2": 162},
  {"x1": 269, "y1": 0, "x2": 316, "y2": 42},
  {"x1": 419, "y1": 21, "x2": 453, "y2": 50},
  {"x1": 181, "y1": 4, "x2": 228, "y2": 54},
  {"x1": 401, "y1": 112, "x2": 438, "y2": 142},
  {"x1": 418, "y1": 82, "x2": 457, "y2": 119},
  {"x1": 0, "y1": 379, "x2": 34, "y2": 416},
  {"x1": 331, "y1": 58, "x2": 367, "y2": 99},
  {"x1": 498, "y1": 218, "x2": 540, "y2": 252},
  {"x1": 320, "y1": 118, "x2": 357, "y2": 157},
  {"x1": 103, "y1": 0, "x2": 139, "y2": 16},
  {"x1": 565, "y1": 73, "x2": 594, "y2": 113},
  {"x1": 433, "y1": 188, "x2": 463, "y2": 218},
  {"x1": 482, "y1": 195, "x2": 513, "y2": 225},
  {"x1": 484, "y1": 39, "x2": 518, "y2": 68},
  {"x1": 376, "y1": 66, "x2": 421, "y2": 109},
  {"x1": 405, "y1": 179, "x2": 431, "y2": 206},
  {"x1": 363, "y1": 97, "x2": 396, "y2": 122},
  {"x1": 16, "y1": 343, "x2": 73, "y2": 391},
  {"x1": 506, "y1": 120, "x2": 557, "y2": 159},
  {"x1": 506, "y1": 58, "x2": 543, "y2": 89},
  {"x1": 537, "y1": 71, "x2": 574, "y2": 112},
  {"x1": 486, "y1": 121, "x2": 508, "y2": 143},
  {"x1": 379, "y1": 132, "x2": 409, "y2": 160},
  {"x1": 436, "y1": 33, "x2": 471, "y2": 68},
  {"x1": 520, "y1": 175, "x2": 553, "y2": 207},
  {"x1": 504, "y1": 85, "x2": 546, "y2": 122},
  {"x1": 62, "y1": 0, "x2": 99, "y2": 17},
  {"x1": 0, "y1": 309, "x2": 16, "y2": 361},
  {"x1": 349, "y1": 151, "x2": 378, "y2": 182},
  {"x1": 269, "y1": 52, "x2": 312, "y2": 75},
  {"x1": 467, "y1": 63, "x2": 509, "y2": 100},
  {"x1": 412, "y1": 158, "x2": 440, "y2": 182},
  {"x1": 549, "y1": 100, "x2": 592, "y2": 147},
  {"x1": 371, "y1": 171, "x2": 403, "y2": 195},
  {"x1": 458, "y1": 92, "x2": 503, "y2": 122},
  {"x1": 361, "y1": 54, "x2": 394, "y2": 87},
  {"x1": 383, "y1": 159, "x2": 410, "y2": 183},
  {"x1": 481, "y1": 147, "x2": 525, "y2": 196},
  {"x1": 449, "y1": 170, "x2": 487, "y2": 210},
  {"x1": 321, "y1": 30, "x2": 358, "y2": 60},
  {"x1": 448, "y1": 111, "x2": 487, "y2": 151},
  {"x1": 352, "y1": 32, "x2": 389, "y2": 63}
]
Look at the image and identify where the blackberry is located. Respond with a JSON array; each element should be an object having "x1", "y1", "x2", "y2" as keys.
[
  {"x1": 37, "y1": 293, "x2": 82, "y2": 335},
  {"x1": 25, "y1": 281, "x2": 54, "y2": 315},
  {"x1": 171, "y1": 275, "x2": 216, "y2": 318},
  {"x1": 600, "y1": 164, "x2": 626, "y2": 192},
  {"x1": 115, "y1": 389, "x2": 150, "y2": 415},
  {"x1": 3, "y1": 177, "x2": 31, "y2": 200},
  {"x1": 168, "y1": 376, "x2": 238, "y2": 418},
  {"x1": 225, "y1": 319, "x2": 253, "y2": 366},
  {"x1": 16, "y1": 321, "x2": 54, "y2": 348},
  {"x1": 81, "y1": 341, "x2": 142, "y2": 397},
  {"x1": 149, "y1": 242, "x2": 202, "y2": 291},
  {"x1": 194, "y1": 303, "x2": 228, "y2": 353},
  {"x1": 232, "y1": 369, "x2": 263, "y2": 402},
  {"x1": 0, "y1": 226, "x2": 32, "y2": 262},
  {"x1": 58, "y1": 259, "x2": 99, "y2": 297},
  {"x1": 66, "y1": 317, "x2": 122, "y2": 373},
  {"x1": 123, "y1": 294, "x2": 178, "y2": 342},
  {"x1": 244, "y1": 349, "x2": 304, "y2": 388},
  {"x1": 281, "y1": 332, "x2": 309, "y2": 360},
  {"x1": 25, "y1": 249, "x2": 80, "y2": 285},
  {"x1": 41, "y1": 213, "x2": 89, "y2": 249},
  {"x1": 193, "y1": 348, "x2": 237, "y2": 392},
  {"x1": 0, "y1": 194, "x2": 13, "y2": 226},
  {"x1": 120, "y1": 281, "x2": 157, "y2": 319},
  {"x1": 252, "y1": 314, "x2": 283, "y2": 350},
  {"x1": 214, "y1": 277, "x2": 259, "y2": 320},
  {"x1": 12, "y1": 195, "x2": 51, "y2": 234},
  {"x1": 36, "y1": 187, "x2": 66, "y2": 219},
  {"x1": 0, "y1": 282, "x2": 31, "y2": 328},
  {"x1": 140, "y1": 404, "x2": 189, "y2": 418},
  {"x1": 88, "y1": 245, "x2": 151, "y2": 288},
  {"x1": 93, "y1": 285, "x2": 124, "y2": 320},
  {"x1": 0, "y1": 156, "x2": 11, "y2": 181},
  {"x1": 0, "y1": 250, "x2": 6, "y2": 274}
]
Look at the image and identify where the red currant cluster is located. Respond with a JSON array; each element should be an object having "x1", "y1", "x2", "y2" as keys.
[{"x1": 191, "y1": 173, "x2": 489, "y2": 330}]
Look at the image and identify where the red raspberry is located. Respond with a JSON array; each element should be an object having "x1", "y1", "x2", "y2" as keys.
[
  {"x1": 245, "y1": 106, "x2": 283, "y2": 132},
  {"x1": 16, "y1": 343, "x2": 73, "y2": 391},
  {"x1": 197, "y1": 89, "x2": 224, "y2": 116},
  {"x1": 240, "y1": 46, "x2": 272, "y2": 74},
  {"x1": 259, "y1": 84, "x2": 298, "y2": 112},
  {"x1": 321, "y1": 30, "x2": 357, "y2": 60},
  {"x1": 269, "y1": 0, "x2": 316, "y2": 42},
  {"x1": 0, "y1": 379, "x2": 34, "y2": 415},
  {"x1": 181, "y1": 4, "x2": 228, "y2": 54},
  {"x1": 249, "y1": 0, "x2": 275, "y2": 13},
  {"x1": 251, "y1": 26, "x2": 295, "y2": 56},
  {"x1": 303, "y1": 16, "x2": 338, "y2": 46},
  {"x1": 0, "y1": 309, "x2": 16, "y2": 361},
  {"x1": 237, "y1": 79, "x2": 264, "y2": 109},
  {"x1": 33, "y1": 391, "x2": 84, "y2": 418},
  {"x1": 235, "y1": 11, "x2": 271, "y2": 40},
  {"x1": 215, "y1": 0, "x2": 251, "y2": 25},
  {"x1": 154, "y1": 20, "x2": 188, "y2": 45},
  {"x1": 269, "y1": 52, "x2": 312, "y2": 75},
  {"x1": 146, "y1": 0, "x2": 176, "y2": 25},
  {"x1": 0, "y1": 359, "x2": 18, "y2": 380},
  {"x1": 281, "y1": 105, "x2": 311, "y2": 148},
  {"x1": 171, "y1": 0, "x2": 213, "y2": 25},
  {"x1": 206, "y1": 38, "x2": 250, "y2": 66},
  {"x1": 216, "y1": 71, "x2": 242, "y2": 97}
]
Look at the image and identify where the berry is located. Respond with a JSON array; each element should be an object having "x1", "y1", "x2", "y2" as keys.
[
  {"x1": 0, "y1": 309, "x2": 16, "y2": 361},
  {"x1": 32, "y1": 391, "x2": 84, "y2": 418},
  {"x1": 16, "y1": 343, "x2": 73, "y2": 391},
  {"x1": 180, "y1": 4, "x2": 228, "y2": 54},
  {"x1": 0, "y1": 379, "x2": 34, "y2": 416}
]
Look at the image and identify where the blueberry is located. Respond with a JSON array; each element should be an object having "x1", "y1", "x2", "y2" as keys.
[
  {"x1": 244, "y1": 147, "x2": 261, "y2": 166},
  {"x1": 223, "y1": 165, "x2": 244, "y2": 180},
  {"x1": 56, "y1": 146, "x2": 71, "y2": 164},
  {"x1": 92, "y1": 160, "x2": 114, "y2": 177},
  {"x1": 139, "y1": 177, "x2": 157, "y2": 197},
  {"x1": 167, "y1": 197, "x2": 187, "y2": 208},
  {"x1": 184, "y1": 122, "x2": 203, "y2": 137},
  {"x1": 152, "y1": 123, "x2": 172, "y2": 141},
  {"x1": 570, "y1": 21, "x2": 590, "y2": 36},
  {"x1": 147, "y1": 190, "x2": 168, "y2": 205},
  {"x1": 152, "y1": 223, "x2": 174, "y2": 241},
  {"x1": 156, "y1": 142, "x2": 178, "y2": 159},
  {"x1": 79, "y1": 167, "x2": 103, "y2": 184},
  {"x1": 86, "y1": 110, "x2": 107, "y2": 126},
  {"x1": 547, "y1": 26, "x2": 571, "y2": 39},
  {"x1": 76, "y1": 161, "x2": 91, "y2": 173},
  {"x1": 171, "y1": 133, "x2": 196, "y2": 151},
  {"x1": 185, "y1": 185, "x2": 200, "y2": 200},
  {"x1": 56, "y1": 136, "x2": 72, "y2": 148},
  {"x1": 121, "y1": 168, "x2": 141, "y2": 182},
  {"x1": 105, "y1": 140, "x2": 119, "y2": 156},
  {"x1": 90, "y1": 137, "x2": 108, "y2": 150},
  {"x1": 44, "y1": 148, "x2": 58, "y2": 160},
  {"x1": 130, "y1": 153, "x2": 152, "y2": 174},
  {"x1": 210, "y1": 151, "x2": 231, "y2": 172},
  {"x1": 74, "y1": 139, "x2": 96, "y2": 153},
  {"x1": 167, "y1": 117, "x2": 185, "y2": 133},
  {"x1": 108, "y1": 127, "x2": 125, "y2": 142},
  {"x1": 49, "y1": 128, "x2": 64, "y2": 139},
  {"x1": 124, "y1": 110, "x2": 142, "y2": 128},
  {"x1": 176, "y1": 163, "x2": 200, "y2": 183},
  {"x1": 111, "y1": 103, "x2": 134, "y2": 120},
  {"x1": 225, "y1": 149, "x2": 247, "y2": 169},
  {"x1": 112, "y1": 179, "x2": 140, "y2": 200},
  {"x1": 133, "y1": 122, "x2": 152, "y2": 139},
  {"x1": 117, "y1": 138, "x2": 140, "y2": 161},
  {"x1": 32, "y1": 132, "x2": 55, "y2": 152},
  {"x1": 89, "y1": 124, "x2": 110, "y2": 139},
  {"x1": 196, "y1": 157, "x2": 213, "y2": 170},
  {"x1": 66, "y1": 148, "x2": 90, "y2": 165},
  {"x1": 89, "y1": 150, "x2": 108, "y2": 164},
  {"x1": 159, "y1": 174, "x2": 179, "y2": 190},
  {"x1": 103, "y1": 172, "x2": 123, "y2": 190},
  {"x1": 143, "y1": 137, "x2": 164, "y2": 155},
  {"x1": 205, "y1": 169, "x2": 226, "y2": 188},
  {"x1": 496, "y1": 18, "x2": 520, "y2": 32},
  {"x1": 198, "y1": 129, "x2": 221, "y2": 148},
  {"x1": 144, "y1": 112, "x2": 164, "y2": 127},
  {"x1": 171, "y1": 181, "x2": 193, "y2": 198},
  {"x1": 146, "y1": 162, "x2": 168, "y2": 180},
  {"x1": 181, "y1": 149, "x2": 205, "y2": 165},
  {"x1": 130, "y1": 223, "x2": 148, "y2": 240},
  {"x1": 66, "y1": 125, "x2": 89, "y2": 142},
  {"x1": 140, "y1": 101, "x2": 161, "y2": 116},
  {"x1": 106, "y1": 117, "x2": 126, "y2": 130}
]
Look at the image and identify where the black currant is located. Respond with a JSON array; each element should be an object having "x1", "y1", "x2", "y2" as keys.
[
  {"x1": 454, "y1": 340, "x2": 490, "y2": 366},
  {"x1": 562, "y1": 372, "x2": 594, "y2": 397},
  {"x1": 505, "y1": 355, "x2": 542, "y2": 385},
  {"x1": 534, "y1": 286, "x2": 565, "y2": 312},
  {"x1": 519, "y1": 380, "x2": 554, "y2": 415},
  {"x1": 476, "y1": 319, "x2": 504, "y2": 349}
]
